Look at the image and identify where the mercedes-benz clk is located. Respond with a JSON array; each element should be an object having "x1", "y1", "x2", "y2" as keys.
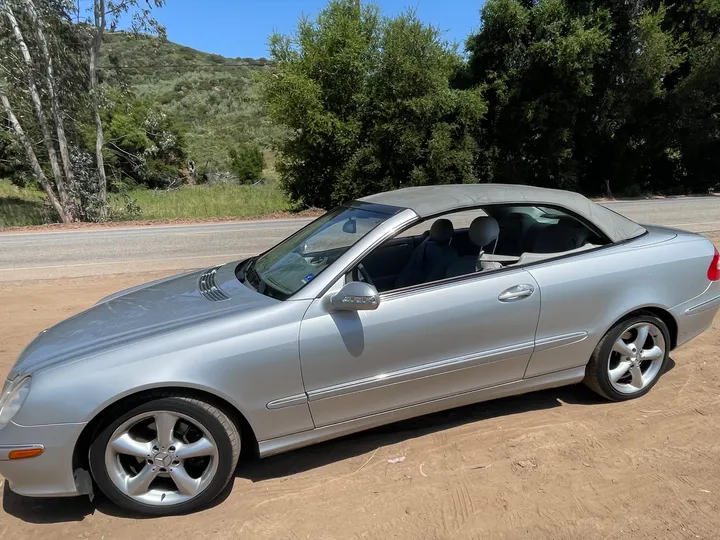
[{"x1": 1, "y1": 184, "x2": 718, "y2": 515}]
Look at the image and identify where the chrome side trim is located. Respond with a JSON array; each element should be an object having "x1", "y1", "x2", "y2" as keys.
[
  {"x1": 534, "y1": 331, "x2": 588, "y2": 352},
  {"x1": 258, "y1": 366, "x2": 586, "y2": 458},
  {"x1": 266, "y1": 393, "x2": 309, "y2": 410},
  {"x1": 0, "y1": 444, "x2": 44, "y2": 461},
  {"x1": 685, "y1": 295, "x2": 720, "y2": 315},
  {"x1": 306, "y1": 341, "x2": 535, "y2": 402}
]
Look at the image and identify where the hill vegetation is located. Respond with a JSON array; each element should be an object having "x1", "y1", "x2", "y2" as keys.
[{"x1": 101, "y1": 32, "x2": 284, "y2": 174}]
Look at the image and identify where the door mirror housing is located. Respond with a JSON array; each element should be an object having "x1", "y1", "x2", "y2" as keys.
[{"x1": 331, "y1": 281, "x2": 380, "y2": 311}]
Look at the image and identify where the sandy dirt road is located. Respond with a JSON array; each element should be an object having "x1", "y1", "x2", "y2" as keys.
[{"x1": 1, "y1": 232, "x2": 720, "y2": 539}]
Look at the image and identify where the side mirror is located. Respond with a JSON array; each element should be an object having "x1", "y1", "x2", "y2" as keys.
[{"x1": 331, "y1": 281, "x2": 380, "y2": 311}]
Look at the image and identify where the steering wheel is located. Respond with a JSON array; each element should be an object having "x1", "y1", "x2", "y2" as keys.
[{"x1": 352, "y1": 263, "x2": 375, "y2": 287}]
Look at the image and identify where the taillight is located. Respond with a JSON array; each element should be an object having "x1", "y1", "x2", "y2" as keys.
[{"x1": 709, "y1": 247, "x2": 720, "y2": 281}]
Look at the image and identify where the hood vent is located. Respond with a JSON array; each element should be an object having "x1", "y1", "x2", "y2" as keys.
[{"x1": 199, "y1": 266, "x2": 231, "y2": 302}]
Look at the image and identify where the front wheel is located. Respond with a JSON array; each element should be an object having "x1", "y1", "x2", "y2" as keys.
[
  {"x1": 89, "y1": 395, "x2": 240, "y2": 515},
  {"x1": 584, "y1": 314, "x2": 670, "y2": 401}
]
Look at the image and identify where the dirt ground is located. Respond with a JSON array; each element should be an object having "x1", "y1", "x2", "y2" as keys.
[{"x1": 1, "y1": 267, "x2": 720, "y2": 540}]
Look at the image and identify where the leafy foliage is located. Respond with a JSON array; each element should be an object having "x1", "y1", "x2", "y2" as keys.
[
  {"x1": 463, "y1": 0, "x2": 720, "y2": 196},
  {"x1": 0, "y1": 126, "x2": 27, "y2": 184},
  {"x1": 264, "y1": 0, "x2": 720, "y2": 206},
  {"x1": 229, "y1": 143, "x2": 264, "y2": 183},
  {"x1": 262, "y1": 0, "x2": 486, "y2": 208},
  {"x1": 86, "y1": 88, "x2": 187, "y2": 188}
]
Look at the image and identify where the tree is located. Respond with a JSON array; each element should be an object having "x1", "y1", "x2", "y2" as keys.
[
  {"x1": 3, "y1": 0, "x2": 74, "y2": 220},
  {"x1": 463, "y1": 0, "x2": 614, "y2": 192},
  {"x1": 0, "y1": 85, "x2": 67, "y2": 217},
  {"x1": 0, "y1": 0, "x2": 88, "y2": 222},
  {"x1": 25, "y1": 0, "x2": 76, "y2": 194},
  {"x1": 262, "y1": 0, "x2": 486, "y2": 209},
  {"x1": 86, "y1": 0, "x2": 165, "y2": 213},
  {"x1": 463, "y1": 0, "x2": 718, "y2": 196}
]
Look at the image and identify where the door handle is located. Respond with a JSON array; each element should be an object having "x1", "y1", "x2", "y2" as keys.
[{"x1": 498, "y1": 284, "x2": 535, "y2": 302}]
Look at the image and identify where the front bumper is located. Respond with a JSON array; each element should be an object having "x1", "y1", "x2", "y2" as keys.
[{"x1": 0, "y1": 421, "x2": 86, "y2": 497}]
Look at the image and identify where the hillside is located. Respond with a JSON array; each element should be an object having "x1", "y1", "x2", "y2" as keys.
[{"x1": 101, "y1": 33, "x2": 283, "y2": 172}]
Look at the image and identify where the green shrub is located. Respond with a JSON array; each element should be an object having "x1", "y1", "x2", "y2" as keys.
[{"x1": 229, "y1": 144, "x2": 265, "y2": 183}]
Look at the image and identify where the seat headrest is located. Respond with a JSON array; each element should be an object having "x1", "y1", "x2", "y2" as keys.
[
  {"x1": 469, "y1": 216, "x2": 500, "y2": 247},
  {"x1": 429, "y1": 218, "x2": 454, "y2": 245}
]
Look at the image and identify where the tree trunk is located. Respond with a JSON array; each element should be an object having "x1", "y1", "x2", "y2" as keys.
[
  {"x1": 605, "y1": 179, "x2": 614, "y2": 199},
  {"x1": 91, "y1": 0, "x2": 108, "y2": 217},
  {"x1": 4, "y1": 3, "x2": 73, "y2": 219},
  {"x1": 24, "y1": 0, "x2": 76, "y2": 192},
  {"x1": 0, "y1": 87, "x2": 70, "y2": 222}
]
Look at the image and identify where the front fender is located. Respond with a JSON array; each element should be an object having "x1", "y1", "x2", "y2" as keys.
[{"x1": 13, "y1": 300, "x2": 315, "y2": 442}]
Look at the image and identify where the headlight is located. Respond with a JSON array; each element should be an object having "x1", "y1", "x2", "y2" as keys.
[{"x1": 0, "y1": 376, "x2": 31, "y2": 429}]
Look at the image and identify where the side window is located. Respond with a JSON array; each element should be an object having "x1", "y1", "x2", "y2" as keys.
[
  {"x1": 491, "y1": 205, "x2": 606, "y2": 256},
  {"x1": 350, "y1": 208, "x2": 492, "y2": 294},
  {"x1": 347, "y1": 204, "x2": 608, "y2": 295}
]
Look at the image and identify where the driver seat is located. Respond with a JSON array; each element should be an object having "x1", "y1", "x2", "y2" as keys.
[{"x1": 394, "y1": 219, "x2": 457, "y2": 288}]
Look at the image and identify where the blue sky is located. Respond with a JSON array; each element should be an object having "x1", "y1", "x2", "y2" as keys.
[{"x1": 121, "y1": 0, "x2": 485, "y2": 59}]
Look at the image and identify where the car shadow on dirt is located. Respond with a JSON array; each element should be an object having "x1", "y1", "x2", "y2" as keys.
[{"x1": 2, "y1": 359, "x2": 675, "y2": 523}]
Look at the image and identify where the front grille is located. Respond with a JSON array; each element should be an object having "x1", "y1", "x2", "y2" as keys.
[{"x1": 198, "y1": 266, "x2": 230, "y2": 302}]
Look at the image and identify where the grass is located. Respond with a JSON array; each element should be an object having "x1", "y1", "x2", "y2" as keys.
[
  {"x1": 0, "y1": 179, "x2": 48, "y2": 227},
  {"x1": 0, "y1": 178, "x2": 291, "y2": 228},
  {"x1": 111, "y1": 182, "x2": 290, "y2": 221}
]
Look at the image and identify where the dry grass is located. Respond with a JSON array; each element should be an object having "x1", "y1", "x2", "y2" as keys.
[{"x1": 0, "y1": 179, "x2": 290, "y2": 227}]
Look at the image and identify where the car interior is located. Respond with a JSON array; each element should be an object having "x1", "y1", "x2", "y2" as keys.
[{"x1": 352, "y1": 204, "x2": 609, "y2": 293}]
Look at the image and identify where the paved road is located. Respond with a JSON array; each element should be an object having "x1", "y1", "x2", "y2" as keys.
[{"x1": 0, "y1": 197, "x2": 718, "y2": 281}]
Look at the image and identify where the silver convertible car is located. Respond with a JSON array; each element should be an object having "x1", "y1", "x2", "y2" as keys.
[{"x1": 1, "y1": 185, "x2": 719, "y2": 515}]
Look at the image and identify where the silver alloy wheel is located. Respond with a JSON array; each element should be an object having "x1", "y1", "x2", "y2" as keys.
[
  {"x1": 104, "y1": 410, "x2": 219, "y2": 506},
  {"x1": 607, "y1": 322, "x2": 666, "y2": 394}
]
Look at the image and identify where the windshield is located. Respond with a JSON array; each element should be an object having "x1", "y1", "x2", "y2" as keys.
[{"x1": 245, "y1": 204, "x2": 398, "y2": 298}]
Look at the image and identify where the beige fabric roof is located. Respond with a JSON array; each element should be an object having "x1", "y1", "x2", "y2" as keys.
[{"x1": 359, "y1": 184, "x2": 646, "y2": 243}]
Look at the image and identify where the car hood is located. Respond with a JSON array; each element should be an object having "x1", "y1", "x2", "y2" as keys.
[{"x1": 9, "y1": 261, "x2": 276, "y2": 378}]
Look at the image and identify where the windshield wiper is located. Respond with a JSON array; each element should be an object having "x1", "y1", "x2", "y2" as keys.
[
  {"x1": 236, "y1": 257, "x2": 258, "y2": 290},
  {"x1": 241, "y1": 257, "x2": 269, "y2": 295}
]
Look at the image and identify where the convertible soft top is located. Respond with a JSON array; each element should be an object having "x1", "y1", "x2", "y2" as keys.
[{"x1": 358, "y1": 184, "x2": 646, "y2": 243}]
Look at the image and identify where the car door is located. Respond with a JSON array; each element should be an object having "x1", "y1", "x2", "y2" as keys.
[{"x1": 298, "y1": 268, "x2": 541, "y2": 427}]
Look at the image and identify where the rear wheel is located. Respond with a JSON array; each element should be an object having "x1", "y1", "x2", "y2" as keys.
[
  {"x1": 584, "y1": 314, "x2": 670, "y2": 401},
  {"x1": 89, "y1": 395, "x2": 240, "y2": 515}
]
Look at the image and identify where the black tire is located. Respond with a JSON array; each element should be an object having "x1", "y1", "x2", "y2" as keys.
[
  {"x1": 584, "y1": 313, "x2": 671, "y2": 401},
  {"x1": 89, "y1": 395, "x2": 240, "y2": 516}
]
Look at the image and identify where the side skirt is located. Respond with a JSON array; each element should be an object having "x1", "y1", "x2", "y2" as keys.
[{"x1": 258, "y1": 366, "x2": 586, "y2": 458}]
